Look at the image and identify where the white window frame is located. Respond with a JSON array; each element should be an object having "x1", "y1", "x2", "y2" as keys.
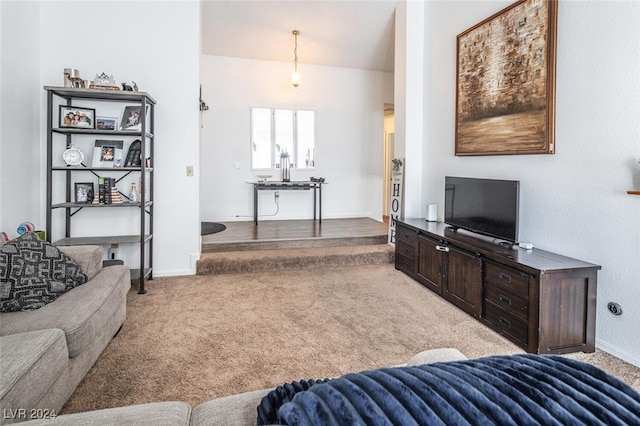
[{"x1": 250, "y1": 107, "x2": 315, "y2": 171}]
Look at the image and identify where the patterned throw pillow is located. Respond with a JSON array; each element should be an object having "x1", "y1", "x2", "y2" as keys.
[{"x1": 0, "y1": 233, "x2": 88, "y2": 312}]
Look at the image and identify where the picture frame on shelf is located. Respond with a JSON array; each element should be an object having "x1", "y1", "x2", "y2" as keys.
[
  {"x1": 96, "y1": 116, "x2": 117, "y2": 131},
  {"x1": 74, "y1": 182, "x2": 94, "y2": 204},
  {"x1": 120, "y1": 105, "x2": 149, "y2": 131},
  {"x1": 92, "y1": 140, "x2": 123, "y2": 168},
  {"x1": 59, "y1": 105, "x2": 96, "y2": 129}
]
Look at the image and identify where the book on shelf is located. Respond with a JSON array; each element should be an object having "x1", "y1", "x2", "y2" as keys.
[{"x1": 92, "y1": 177, "x2": 122, "y2": 204}]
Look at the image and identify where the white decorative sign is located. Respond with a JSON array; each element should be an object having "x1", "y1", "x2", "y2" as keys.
[{"x1": 388, "y1": 158, "x2": 405, "y2": 245}]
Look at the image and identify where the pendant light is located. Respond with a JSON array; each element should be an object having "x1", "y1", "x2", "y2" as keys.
[{"x1": 291, "y1": 30, "x2": 301, "y2": 88}]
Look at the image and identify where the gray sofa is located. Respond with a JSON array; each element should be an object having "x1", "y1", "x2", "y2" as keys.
[
  {"x1": 16, "y1": 348, "x2": 468, "y2": 425},
  {"x1": 0, "y1": 245, "x2": 130, "y2": 425}
]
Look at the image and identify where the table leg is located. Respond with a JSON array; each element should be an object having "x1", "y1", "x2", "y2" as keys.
[
  {"x1": 254, "y1": 185, "x2": 258, "y2": 225},
  {"x1": 319, "y1": 184, "x2": 322, "y2": 223},
  {"x1": 313, "y1": 185, "x2": 317, "y2": 221}
]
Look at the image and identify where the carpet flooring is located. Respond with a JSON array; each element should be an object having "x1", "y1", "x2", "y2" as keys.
[
  {"x1": 62, "y1": 263, "x2": 640, "y2": 415},
  {"x1": 196, "y1": 244, "x2": 394, "y2": 274}
]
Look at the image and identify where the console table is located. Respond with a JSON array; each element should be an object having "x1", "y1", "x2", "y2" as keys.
[
  {"x1": 395, "y1": 219, "x2": 600, "y2": 355},
  {"x1": 248, "y1": 181, "x2": 325, "y2": 225}
]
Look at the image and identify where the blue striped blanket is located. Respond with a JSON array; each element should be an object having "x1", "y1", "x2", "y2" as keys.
[{"x1": 271, "y1": 354, "x2": 640, "y2": 425}]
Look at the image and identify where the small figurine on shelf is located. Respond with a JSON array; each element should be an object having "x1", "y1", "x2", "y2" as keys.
[{"x1": 129, "y1": 183, "x2": 139, "y2": 203}]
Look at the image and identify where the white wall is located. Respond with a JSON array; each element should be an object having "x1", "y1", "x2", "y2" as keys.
[
  {"x1": 421, "y1": 1, "x2": 640, "y2": 366},
  {"x1": 0, "y1": 1, "x2": 41, "y2": 235},
  {"x1": 0, "y1": 1, "x2": 201, "y2": 276},
  {"x1": 394, "y1": 0, "x2": 425, "y2": 219},
  {"x1": 200, "y1": 55, "x2": 393, "y2": 222}
]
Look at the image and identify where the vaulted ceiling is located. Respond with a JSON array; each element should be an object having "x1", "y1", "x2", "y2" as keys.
[{"x1": 200, "y1": 0, "x2": 399, "y2": 73}]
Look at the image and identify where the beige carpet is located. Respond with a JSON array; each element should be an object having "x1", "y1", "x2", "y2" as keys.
[
  {"x1": 197, "y1": 244, "x2": 394, "y2": 274},
  {"x1": 63, "y1": 264, "x2": 640, "y2": 415}
]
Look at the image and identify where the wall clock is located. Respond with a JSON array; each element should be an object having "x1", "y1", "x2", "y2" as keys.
[{"x1": 63, "y1": 145, "x2": 84, "y2": 166}]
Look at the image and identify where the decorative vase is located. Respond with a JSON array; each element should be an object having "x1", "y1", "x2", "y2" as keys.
[
  {"x1": 129, "y1": 183, "x2": 138, "y2": 203},
  {"x1": 280, "y1": 152, "x2": 291, "y2": 182}
]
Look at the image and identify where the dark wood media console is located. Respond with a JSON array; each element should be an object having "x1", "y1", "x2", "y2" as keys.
[{"x1": 395, "y1": 219, "x2": 600, "y2": 355}]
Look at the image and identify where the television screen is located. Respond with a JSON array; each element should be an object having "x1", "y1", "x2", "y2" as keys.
[{"x1": 444, "y1": 176, "x2": 520, "y2": 242}]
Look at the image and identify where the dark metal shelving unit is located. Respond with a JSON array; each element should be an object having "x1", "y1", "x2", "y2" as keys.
[{"x1": 45, "y1": 86, "x2": 156, "y2": 294}]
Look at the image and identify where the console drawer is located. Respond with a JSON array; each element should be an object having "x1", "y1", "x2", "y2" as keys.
[
  {"x1": 396, "y1": 240, "x2": 416, "y2": 260},
  {"x1": 395, "y1": 254, "x2": 415, "y2": 274},
  {"x1": 396, "y1": 225, "x2": 417, "y2": 247},
  {"x1": 484, "y1": 283, "x2": 528, "y2": 321},
  {"x1": 484, "y1": 301, "x2": 528, "y2": 346},
  {"x1": 484, "y1": 261, "x2": 529, "y2": 297}
]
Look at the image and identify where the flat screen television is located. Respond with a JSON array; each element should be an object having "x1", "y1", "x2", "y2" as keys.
[{"x1": 444, "y1": 176, "x2": 520, "y2": 242}]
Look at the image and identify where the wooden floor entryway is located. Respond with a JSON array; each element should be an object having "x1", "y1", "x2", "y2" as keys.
[{"x1": 201, "y1": 217, "x2": 389, "y2": 253}]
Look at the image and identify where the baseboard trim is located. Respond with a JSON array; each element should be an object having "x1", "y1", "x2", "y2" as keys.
[
  {"x1": 152, "y1": 269, "x2": 195, "y2": 278},
  {"x1": 596, "y1": 338, "x2": 640, "y2": 368}
]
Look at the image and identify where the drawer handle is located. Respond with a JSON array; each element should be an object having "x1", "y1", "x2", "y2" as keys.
[
  {"x1": 499, "y1": 272, "x2": 512, "y2": 283},
  {"x1": 435, "y1": 245, "x2": 449, "y2": 252},
  {"x1": 499, "y1": 294, "x2": 512, "y2": 305},
  {"x1": 498, "y1": 317, "x2": 512, "y2": 329}
]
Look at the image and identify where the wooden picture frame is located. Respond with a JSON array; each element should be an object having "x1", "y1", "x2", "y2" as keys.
[{"x1": 455, "y1": 0, "x2": 557, "y2": 156}]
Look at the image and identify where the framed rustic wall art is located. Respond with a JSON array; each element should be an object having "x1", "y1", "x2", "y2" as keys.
[{"x1": 455, "y1": 0, "x2": 557, "y2": 156}]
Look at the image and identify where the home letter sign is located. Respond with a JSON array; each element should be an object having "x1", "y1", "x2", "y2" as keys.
[{"x1": 388, "y1": 158, "x2": 405, "y2": 245}]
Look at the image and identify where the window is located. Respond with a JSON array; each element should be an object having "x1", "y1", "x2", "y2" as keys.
[{"x1": 251, "y1": 107, "x2": 315, "y2": 170}]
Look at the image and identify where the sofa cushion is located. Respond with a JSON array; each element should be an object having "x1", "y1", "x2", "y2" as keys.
[
  {"x1": 0, "y1": 264, "x2": 130, "y2": 357},
  {"x1": 191, "y1": 389, "x2": 269, "y2": 426},
  {"x1": 19, "y1": 402, "x2": 191, "y2": 426},
  {"x1": 58, "y1": 245, "x2": 103, "y2": 281},
  {"x1": 406, "y1": 347, "x2": 467, "y2": 366},
  {"x1": 0, "y1": 329, "x2": 69, "y2": 415},
  {"x1": 0, "y1": 233, "x2": 88, "y2": 313}
]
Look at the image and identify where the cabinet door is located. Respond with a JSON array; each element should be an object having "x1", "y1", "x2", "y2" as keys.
[
  {"x1": 443, "y1": 246, "x2": 482, "y2": 317},
  {"x1": 416, "y1": 235, "x2": 444, "y2": 295}
]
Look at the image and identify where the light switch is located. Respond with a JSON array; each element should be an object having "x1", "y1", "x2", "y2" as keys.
[{"x1": 186, "y1": 166, "x2": 194, "y2": 176}]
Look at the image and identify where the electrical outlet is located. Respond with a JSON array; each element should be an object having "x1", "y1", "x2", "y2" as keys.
[
  {"x1": 274, "y1": 191, "x2": 279, "y2": 202},
  {"x1": 186, "y1": 166, "x2": 194, "y2": 176},
  {"x1": 607, "y1": 302, "x2": 623, "y2": 316}
]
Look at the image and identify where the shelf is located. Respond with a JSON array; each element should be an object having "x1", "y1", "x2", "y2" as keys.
[
  {"x1": 54, "y1": 234, "x2": 152, "y2": 246},
  {"x1": 51, "y1": 201, "x2": 152, "y2": 209},
  {"x1": 52, "y1": 166, "x2": 153, "y2": 172},
  {"x1": 628, "y1": 191, "x2": 640, "y2": 195},
  {"x1": 44, "y1": 86, "x2": 156, "y2": 104},
  {"x1": 52, "y1": 128, "x2": 153, "y2": 138},
  {"x1": 46, "y1": 86, "x2": 154, "y2": 294}
]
